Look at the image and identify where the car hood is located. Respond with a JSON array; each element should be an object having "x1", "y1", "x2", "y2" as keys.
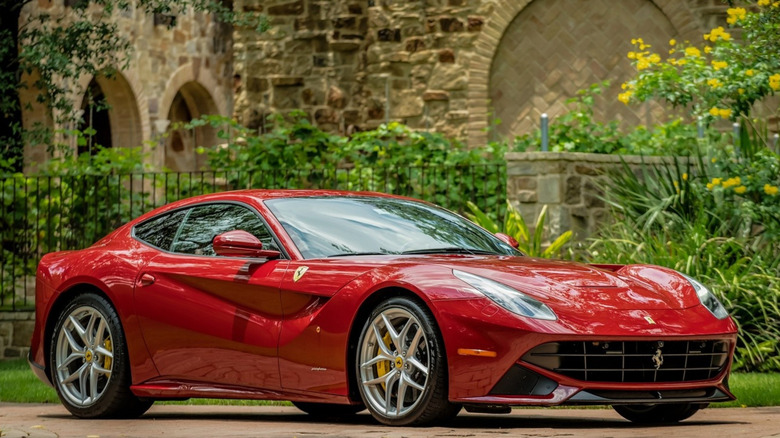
[{"x1": 425, "y1": 255, "x2": 699, "y2": 311}]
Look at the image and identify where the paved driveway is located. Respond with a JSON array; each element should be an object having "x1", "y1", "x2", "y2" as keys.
[{"x1": 2, "y1": 404, "x2": 780, "y2": 438}]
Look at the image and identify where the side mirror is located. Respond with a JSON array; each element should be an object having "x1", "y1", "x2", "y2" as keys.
[
  {"x1": 213, "y1": 230, "x2": 281, "y2": 259},
  {"x1": 495, "y1": 232, "x2": 519, "y2": 249}
]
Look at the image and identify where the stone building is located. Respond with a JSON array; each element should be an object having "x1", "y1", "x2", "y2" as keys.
[
  {"x1": 21, "y1": 0, "x2": 729, "y2": 172},
  {"x1": 233, "y1": 0, "x2": 728, "y2": 148},
  {"x1": 21, "y1": 0, "x2": 235, "y2": 173}
]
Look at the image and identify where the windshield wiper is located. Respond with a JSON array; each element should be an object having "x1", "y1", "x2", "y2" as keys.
[
  {"x1": 401, "y1": 247, "x2": 496, "y2": 255},
  {"x1": 327, "y1": 252, "x2": 390, "y2": 257}
]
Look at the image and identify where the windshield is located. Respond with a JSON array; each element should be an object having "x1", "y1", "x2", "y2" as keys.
[{"x1": 265, "y1": 196, "x2": 519, "y2": 259}]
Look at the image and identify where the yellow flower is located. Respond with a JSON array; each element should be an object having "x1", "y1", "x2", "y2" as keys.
[
  {"x1": 722, "y1": 176, "x2": 741, "y2": 188},
  {"x1": 712, "y1": 177, "x2": 723, "y2": 186},
  {"x1": 628, "y1": 51, "x2": 636, "y2": 59},
  {"x1": 648, "y1": 53, "x2": 661, "y2": 63},
  {"x1": 709, "y1": 107, "x2": 721, "y2": 117},
  {"x1": 678, "y1": 59, "x2": 687, "y2": 65},
  {"x1": 704, "y1": 46, "x2": 712, "y2": 54},
  {"x1": 707, "y1": 182, "x2": 715, "y2": 190},
  {"x1": 734, "y1": 186, "x2": 747, "y2": 194},
  {"x1": 682, "y1": 173, "x2": 688, "y2": 181},
  {"x1": 669, "y1": 39, "x2": 677, "y2": 46},
  {"x1": 618, "y1": 91, "x2": 632, "y2": 104},
  {"x1": 719, "y1": 108, "x2": 732, "y2": 119},
  {"x1": 685, "y1": 47, "x2": 701, "y2": 57},
  {"x1": 669, "y1": 58, "x2": 678, "y2": 65},
  {"x1": 712, "y1": 60, "x2": 728, "y2": 70},
  {"x1": 746, "y1": 69, "x2": 754, "y2": 76},
  {"x1": 637, "y1": 58, "x2": 651, "y2": 70},
  {"x1": 738, "y1": 88, "x2": 745, "y2": 95},
  {"x1": 707, "y1": 78, "x2": 723, "y2": 88},
  {"x1": 706, "y1": 27, "x2": 731, "y2": 42},
  {"x1": 758, "y1": 0, "x2": 770, "y2": 5},
  {"x1": 711, "y1": 157, "x2": 718, "y2": 163},
  {"x1": 770, "y1": 73, "x2": 780, "y2": 90},
  {"x1": 765, "y1": 184, "x2": 779, "y2": 196},
  {"x1": 726, "y1": 7, "x2": 747, "y2": 24}
]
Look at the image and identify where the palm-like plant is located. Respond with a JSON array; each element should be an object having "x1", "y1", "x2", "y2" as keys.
[{"x1": 466, "y1": 201, "x2": 572, "y2": 258}]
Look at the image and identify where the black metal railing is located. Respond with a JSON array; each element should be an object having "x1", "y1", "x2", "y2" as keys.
[{"x1": 0, "y1": 164, "x2": 506, "y2": 310}]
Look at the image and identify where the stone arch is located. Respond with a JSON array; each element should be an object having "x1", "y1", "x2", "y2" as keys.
[
  {"x1": 467, "y1": 0, "x2": 704, "y2": 146},
  {"x1": 157, "y1": 63, "x2": 228, "y2": 171},
  {"x1": 163, "y1": 81, "x2": 221, "y2": 172},
  {"x1": 157, "y1": 63, "x2": 229, "y2": 123},
  {"x1": 75, "y1": 69, "x2": 149, "y2": 149}
]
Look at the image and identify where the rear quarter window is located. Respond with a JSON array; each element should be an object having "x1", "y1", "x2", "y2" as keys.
[{"x1": 133, "y1": 209, "x2": 186, "y2": 251}]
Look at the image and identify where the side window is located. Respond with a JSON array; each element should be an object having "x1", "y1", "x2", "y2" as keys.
[
  {"x1": 171, "y1": 203, "x2": 278, "y2": 256},
  {"x1": 133, "y1": 210, "x2": 187, "y2": 251}
]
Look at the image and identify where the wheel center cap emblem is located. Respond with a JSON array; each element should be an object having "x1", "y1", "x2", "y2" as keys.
[
  {"x1": 395, "y1": 356, "x2": 404, "y2": 369},
  {"x1": 85, "y1": 350, "x2": 93, "y2": 362}
]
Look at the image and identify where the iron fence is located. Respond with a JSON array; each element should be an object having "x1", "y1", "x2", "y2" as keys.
[{"x1": 0, "y1": 164, "x2": 506, "y2": 310}]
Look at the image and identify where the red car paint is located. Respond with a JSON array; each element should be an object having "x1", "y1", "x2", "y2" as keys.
[{"x1": 29, "y1": 190, "x2": 738, "y2": 408}]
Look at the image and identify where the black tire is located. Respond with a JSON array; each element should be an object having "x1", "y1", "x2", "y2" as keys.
[
  {"x1": 49, "y1": 293, "x2": 153, "y2": 418},
  {"x1": 292, "y1": 401, "x2": 365, "y2": 418},
  {"x1": 355, "y1": 296, "x2": 460, "y2": 426},
  {"x1": 613, "y1": 403, "x2": 702, "y2": 423}
]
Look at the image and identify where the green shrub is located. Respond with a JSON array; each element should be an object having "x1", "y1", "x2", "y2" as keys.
[
  {"x1": 466, "y1": 201, "x2": 572, "y2": 258},
  {"x1": 512, "y1": 82, "x2": 724, "y2": 155}
]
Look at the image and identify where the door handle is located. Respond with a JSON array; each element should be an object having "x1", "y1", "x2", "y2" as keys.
[{"x1": 139, "y1": 273, "x2": 156, "y2": 286}]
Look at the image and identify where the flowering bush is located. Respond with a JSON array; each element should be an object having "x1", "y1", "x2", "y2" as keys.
[{"x1": 619, "y1": 2, "x2": 780, "y2": 127}]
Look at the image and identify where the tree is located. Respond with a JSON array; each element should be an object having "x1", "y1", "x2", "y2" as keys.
[{"x1": 0, "y1": 0, "x2": 265, "y2": 174}]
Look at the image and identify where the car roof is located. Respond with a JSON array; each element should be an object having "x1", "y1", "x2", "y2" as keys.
[{"x1": 130, "y1": 189, "x2": 419, "y2": 224}]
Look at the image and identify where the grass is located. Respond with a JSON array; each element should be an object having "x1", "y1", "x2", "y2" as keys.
[{"x1": 2, "y1": 359, "x2": 779, "y2": 407}]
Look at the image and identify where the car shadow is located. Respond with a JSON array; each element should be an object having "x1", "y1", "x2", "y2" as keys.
[{"x1": 38, "y1": 411, "x2": 745, "y2": 430}]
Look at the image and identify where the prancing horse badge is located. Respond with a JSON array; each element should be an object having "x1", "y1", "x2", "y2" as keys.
[{"x1": 293, "y1": 266, "x2": 309, "y2": 282}]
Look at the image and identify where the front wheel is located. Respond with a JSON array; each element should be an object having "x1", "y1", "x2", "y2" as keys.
[
  {"x1": 356, "y1": 297, "x2": 460, "y2": 426},
  {"x1": 613, "y1": 403, "x2": 702, "y2": 423},
  {"x1": 50, "y1": 293, "x2": 152, "y2": 418}
]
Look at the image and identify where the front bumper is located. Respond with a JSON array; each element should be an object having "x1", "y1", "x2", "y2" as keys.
[{"x1": 432, "y1": 298, "x2": 738, "y2": 406}]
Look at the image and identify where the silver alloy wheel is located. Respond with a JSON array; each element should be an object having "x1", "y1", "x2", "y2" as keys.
[
  {"x1": 358, "y1": 307, "x2": 430, "y2": 418},
  {"x1": 54, "y1": 305, "x2": 114, "y2": 407}
]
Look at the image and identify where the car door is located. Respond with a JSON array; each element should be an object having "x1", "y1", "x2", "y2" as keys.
[{"x1": 133, "y1": 202, "x2": 289, "y2": 390}]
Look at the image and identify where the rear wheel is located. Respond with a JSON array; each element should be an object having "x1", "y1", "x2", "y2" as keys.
[
  {"x1": 613, "y1": 403, "x2": 702, "y2": 423},
  {"x1": 292, "y1": 401, "x2": 364, "y2": 418},
  {"x1": 356, "y1": 297, "x2": 460, "y2": 426},
  {"x1": 50, "y1": 293, "x2": 152, "y2": 418}
]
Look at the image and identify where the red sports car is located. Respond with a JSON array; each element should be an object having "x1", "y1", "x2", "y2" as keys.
[{"x1": 29, "y1": 190, "x2": 737, "y2": 425}]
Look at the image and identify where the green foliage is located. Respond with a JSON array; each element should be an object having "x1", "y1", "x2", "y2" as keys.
[
  {"x1": 587, "y1": 144, "x2": 780, "y2": 371},
  {"x1": 620, "y1": 3, "x2": 780, "y2": 125},
  {"x1": 465, "y1": 201, "x2": 572, "y2": 258},
  {"x1": 184, "y1": 114, "x2": 506, "y2": 218},
  {"x1": 512, "y1": 82, "x2": 724, "y2": 155}
]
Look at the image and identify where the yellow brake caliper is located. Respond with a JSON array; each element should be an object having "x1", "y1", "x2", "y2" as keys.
[
  {"x1": 375, "y1": 332, "x2": 393, "y2": 389},
  {"x1": 103, "y1": 339, "x2": 112, "y2": 369}
]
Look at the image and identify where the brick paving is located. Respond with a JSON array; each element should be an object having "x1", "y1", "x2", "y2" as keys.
[{"x1": 2, "y1": 404, "x2": 780, "y2": 438}]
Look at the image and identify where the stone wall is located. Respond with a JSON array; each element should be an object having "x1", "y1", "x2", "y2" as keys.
[
  {"x1": 0, "y1": 312, "x2": 35, "y2": 361},
  {"x1": 233, "y1": 0, "x2": 724, "y2": 146},
  {"x1": 505, "y1": 151, "x2": 682, "y2": 241}
]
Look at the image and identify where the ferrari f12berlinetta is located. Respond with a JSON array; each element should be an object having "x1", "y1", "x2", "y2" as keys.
[{"x1": 29, "y1": 190, "x2": 737, "y2": 425}]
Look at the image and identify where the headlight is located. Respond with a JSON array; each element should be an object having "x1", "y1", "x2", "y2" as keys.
[
  {"x1": 453, "y1": 269, "x2": 557, "y2": 321},
  {"x1": 681, "y1": 273, "x2": 729, "y2": 320}
]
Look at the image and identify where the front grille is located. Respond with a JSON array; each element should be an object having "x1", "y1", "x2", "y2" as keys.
[{"x1": 522, "y1": 340, "x2": 730, "y2": 383}]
